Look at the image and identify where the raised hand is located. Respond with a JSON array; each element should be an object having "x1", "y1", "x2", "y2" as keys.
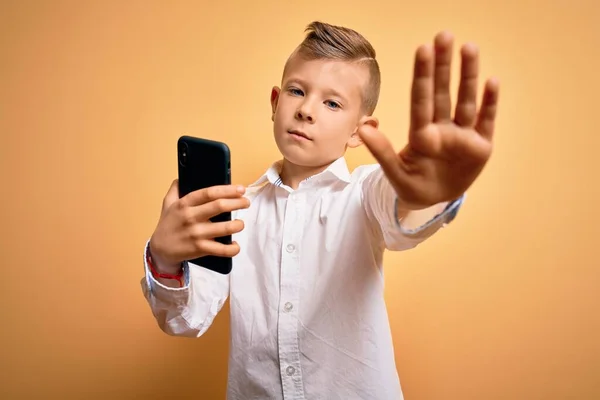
[{"x1": 359, "y1": 31, "x2": 499, "y2": 210}]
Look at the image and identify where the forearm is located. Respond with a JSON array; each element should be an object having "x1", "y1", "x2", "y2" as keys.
[
  {"x1": 141, "y1": 240, "x2": 229, "y2": 337},
  {"x1": 361, "y1": 166, "x2": 464, "y2": 250},
  {"x1": 396, "y1": 200, "x2": 449, "y2": 231}
]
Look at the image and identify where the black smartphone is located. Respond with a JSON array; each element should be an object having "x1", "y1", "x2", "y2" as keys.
[{"x1": 177, "y1": 135, "x2": 233, "y2": 275}]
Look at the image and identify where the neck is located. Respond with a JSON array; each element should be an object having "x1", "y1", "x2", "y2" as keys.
[{"x1": 280, "y1": 158, "x2": 335, "y2": 190}]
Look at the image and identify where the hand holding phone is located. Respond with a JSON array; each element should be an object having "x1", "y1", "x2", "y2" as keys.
[
  {"x1": 149, "y1": 136, "x2": 248, "y2": 275},
  {"x1": 149, "y1": 181, "x2": 250, "y2": 275}
]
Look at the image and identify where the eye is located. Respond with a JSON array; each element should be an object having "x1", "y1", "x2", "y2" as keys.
[
  {"x1": 288, "y1": 88, "x2": 304, "y2": 96},
  {"x1": 325, "y1": 100, "x2": 341, "y2": 110}
]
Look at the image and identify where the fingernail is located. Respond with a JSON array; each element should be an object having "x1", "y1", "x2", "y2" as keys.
[{"x1": 236, "y1": 185, "x2": 245, "y2": 193}]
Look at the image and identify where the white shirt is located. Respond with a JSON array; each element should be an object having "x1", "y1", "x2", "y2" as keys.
[{"x1": 141, "y1": 157, "x2": 463, "y2": 400}]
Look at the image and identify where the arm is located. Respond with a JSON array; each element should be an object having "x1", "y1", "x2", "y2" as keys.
[
  {"x1": 361, "y1": 167, "x2": 463, "y2": 251},
  {"x1": 358, "y1": 31, "x2": 498, "y2": 239},
  {"x1": 139, "y1": 181, "x2": 249, "y2": 338},
  {"x1": 140, "y1": 239, "x2": 230, "y2": 338}
]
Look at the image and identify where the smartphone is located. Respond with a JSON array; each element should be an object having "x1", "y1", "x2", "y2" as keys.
[{"x1": 177, "y1": 135, "x2": 233, "y2": 274}]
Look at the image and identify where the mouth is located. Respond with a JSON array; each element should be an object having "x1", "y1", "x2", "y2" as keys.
[{"x1": 287, "y1": 129, "x2": 312, "y2": 141}]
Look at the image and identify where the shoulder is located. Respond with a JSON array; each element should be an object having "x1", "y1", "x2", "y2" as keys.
[
  {"x1": 348, "y1": 163, "x2": 383, "y2": 187},
  {"x1": 244, "y1": 183, "x2": 269, "y2": 201},
  {"x1": 230, "y1": 182, "x2": 271, "y2": 221}
]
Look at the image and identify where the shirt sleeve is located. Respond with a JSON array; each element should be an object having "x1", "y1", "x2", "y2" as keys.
[
  {"x1": 360, "y1": 166, "x2": 465, "y2": 251},
  {"x1": 140, "y1": 239, "x2": 230, "y2": 337}
]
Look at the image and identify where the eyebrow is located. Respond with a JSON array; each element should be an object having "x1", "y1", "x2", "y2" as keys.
[{"x1": 284, "y1": 77, "x2": 348, "y2": 103}]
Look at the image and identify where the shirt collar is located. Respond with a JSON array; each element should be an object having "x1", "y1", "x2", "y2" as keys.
[{"x1": 249, "y1": 157, "x2": 352, "y2": 188}]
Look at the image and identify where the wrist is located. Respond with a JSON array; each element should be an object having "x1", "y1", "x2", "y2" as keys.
[
  {"x1": 153, "y1": 256, "x2": 182, "y2": 276},
  {"x1": 145, "y1": 243, "x2": 185, "y2": 288},
  {"x1": 147, "y1": 240, "x2": 182, "y2": 275},
  {"x1": 395, "y1": 195, "x2": 429, "y2": 217}
]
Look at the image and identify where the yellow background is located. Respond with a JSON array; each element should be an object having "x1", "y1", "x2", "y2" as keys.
[{"x1": 1, "y1": 0, "x2": 598, "y2": 399}]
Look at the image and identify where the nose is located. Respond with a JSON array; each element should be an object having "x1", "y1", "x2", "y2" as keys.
[{"x1": 295, "y1": 100, "x2": 315, "y2": 123}]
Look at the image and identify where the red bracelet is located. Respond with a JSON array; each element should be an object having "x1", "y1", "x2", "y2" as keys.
[{"x1": 146, "y1": 247, "x2": 185, "y2": 287}]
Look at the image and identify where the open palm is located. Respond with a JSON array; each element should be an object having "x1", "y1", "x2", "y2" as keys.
[{"x1": 359, "y1": 31, "x2": 499, "y2": 210}]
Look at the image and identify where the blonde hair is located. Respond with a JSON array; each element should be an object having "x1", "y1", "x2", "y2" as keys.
[{"x1": 284, "y1": 21, "x2": 381, "y2": 115}]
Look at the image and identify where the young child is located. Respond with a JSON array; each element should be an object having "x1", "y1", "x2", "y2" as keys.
[{"x1": 142, "y1": 21, "x2": 498, "y2": 400}]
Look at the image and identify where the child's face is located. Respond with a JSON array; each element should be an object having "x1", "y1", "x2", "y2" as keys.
[{"x1": 270, "y1": 55, "x2": 377, "y2": 168}]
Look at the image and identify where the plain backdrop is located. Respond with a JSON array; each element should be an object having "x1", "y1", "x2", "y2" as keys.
[{"x1": 1, "y1": 0, "x2": 599, "y2": 399}]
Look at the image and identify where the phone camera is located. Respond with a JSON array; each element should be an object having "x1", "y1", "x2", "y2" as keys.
[{"x1": 178, "y1": 141, "x2": 189, "y2": 167}]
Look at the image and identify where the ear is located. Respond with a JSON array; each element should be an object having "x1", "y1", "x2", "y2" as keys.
[
  {"x1": 348, "y1": 116, "x2": 379, "y2": 148},
  {"x1": 270, "y1": 86, "x2": 281, "y2": 121}
]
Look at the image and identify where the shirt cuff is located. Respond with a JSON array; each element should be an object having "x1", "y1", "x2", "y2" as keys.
[{"x1": 394, "y1": 193, "x2": 466, "y2": 237}]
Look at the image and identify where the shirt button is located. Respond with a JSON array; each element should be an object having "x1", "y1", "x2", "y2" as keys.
[
  {"x1": 284, "y1": 302, "x2": 293, "y2": 312},
  {"x1": 286, "y1": 366, "x2": 295, "y2": 376},
  {"x1": 286, "y1": 244, "x2": 295, "y2": 253}
]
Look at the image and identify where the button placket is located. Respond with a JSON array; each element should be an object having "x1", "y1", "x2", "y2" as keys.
[{"x1": 277, "y1": 191, "x2": 306, "y2": 399}]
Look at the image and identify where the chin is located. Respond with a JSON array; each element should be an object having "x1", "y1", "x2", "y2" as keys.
[
  {"x1": 274, "y1": 139, "x2": 314, "y2": 167},
  {"x1": 273, "y1": 129, "x2": 342, "y2": 168},
  {"x1": 278, "y1": 145, "x2": 343, "y2": 171},
  {"x1": 277, "y1": 146, "x2": 313, "y2": 166}
]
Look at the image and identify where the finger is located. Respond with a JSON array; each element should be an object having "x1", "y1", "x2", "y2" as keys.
[
  {"x1": 357, "y1": 125, "x2": 404, "y2": 184},
  {"x1": 196, "y1": 197, "x2": 251, "y2": 221},
  {"x1": 410, "y1": 44, "x2": 435, "y2": 132},
  {"x1": 210, "y1": 219, "x2": 245, "y2": 238},
  {"x1": 191, "y1": 219, "x2": 245, "y2": 240},
  {"x1": 454, "y1": 43, "x2": 479, "y2": 127},
  {"x1": 475, "y1": 78, "x2": 500, "y2": 140},
  {"x1": 433, "y1": 31, "x2": 454, "y2": 122},
  {"x1": 162, "y1": 179, "x2": 180, "y2": 211},
  {"x1": 183, "y1": 184, "x2": 246, "y2": 207},
  {"x1": 195, "y1": 240, "x2": 241, "y2": 258}
]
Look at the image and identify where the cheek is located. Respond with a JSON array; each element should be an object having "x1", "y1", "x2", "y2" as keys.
[
  {"x1": 321, "y1": 113, "x2": 357, "y2": 141},
  {"x1": 274, "y1": 99, "x2": 293, "y2": 121},
  {"x1": 273, "y1": 103, "x2": 288, "y2": 123}
]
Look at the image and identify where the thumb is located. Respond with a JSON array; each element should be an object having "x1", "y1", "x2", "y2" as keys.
[
  {"x1": 162, "y1": 179, "x2": 180, "y2": 211},
  {"x1": 357, "y1": 125, "x2": 400, "y2": 177}
]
